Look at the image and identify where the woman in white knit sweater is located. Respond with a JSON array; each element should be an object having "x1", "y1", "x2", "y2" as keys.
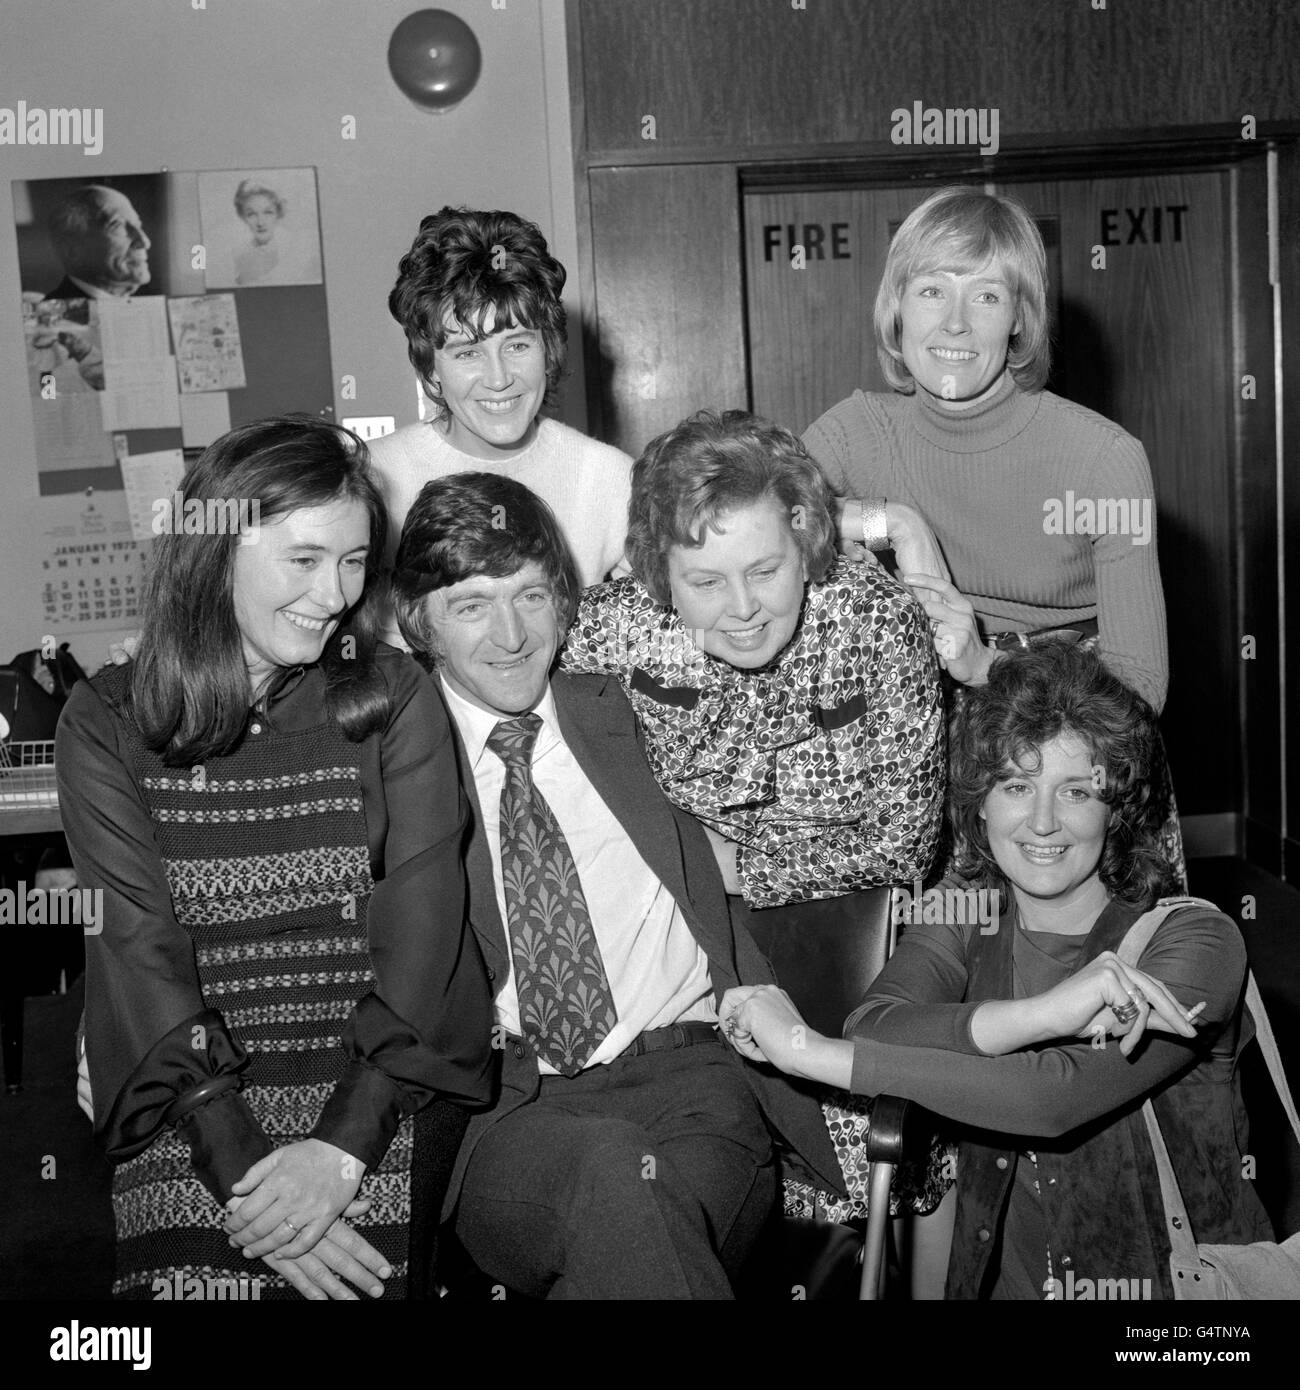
[{"x1": 371, "y1": 207, "x2": 631, "y2": 647}]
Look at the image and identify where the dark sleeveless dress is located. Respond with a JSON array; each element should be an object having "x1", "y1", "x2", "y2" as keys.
[
  {"x1": 111, "y1": 717, "x2": 409, "y2": 1297},
  {"x1": 58, "y1": 656, "x2": 494, "y2": 1300}
]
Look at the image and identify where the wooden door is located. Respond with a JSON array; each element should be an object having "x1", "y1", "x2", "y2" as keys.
[{"x1": 586, "y1": 165, "x2": 747, "y2": 455}]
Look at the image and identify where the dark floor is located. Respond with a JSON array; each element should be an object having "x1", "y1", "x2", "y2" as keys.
[{"x1": 1, "y1": 856, "x2": 1297, "y2": 1300}]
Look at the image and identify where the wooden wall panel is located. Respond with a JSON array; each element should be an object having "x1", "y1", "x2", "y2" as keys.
[
  {"x1": 1232, "y1": 159, "x2": 1283, "y2": 870},
  {"x1": 587, "y1": 165, "x2": 747, "y2": 454},
  {"x1": 1279, "y1": 143, "x2": 1300, "y2": 880},
  {"x1": 1009, "y1": 171, "x2": 1244, "y2": 816},
  {"x1": 744, "y1": 184, "x2": 929, "y2": 430},
  {"x1": 576, "y1": 0, "x2": 1300, "y2": 160}
]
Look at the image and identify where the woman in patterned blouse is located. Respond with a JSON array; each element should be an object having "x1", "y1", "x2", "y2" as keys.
[
  {"x1": 562, "y1": 408, "x2": 944, "y2": 908},
  {"x1": 562, "y1": 408, "x2": 950, "y2": 1241}
]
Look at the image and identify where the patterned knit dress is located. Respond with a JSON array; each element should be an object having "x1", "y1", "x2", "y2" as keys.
[{"x1": 107, "y1": 708, "x2": 413, "y2": 1299}]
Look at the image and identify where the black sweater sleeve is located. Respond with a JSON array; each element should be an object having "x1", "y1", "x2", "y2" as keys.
[{"x1": 56, "y1": 681, "x2": 271, "y2": 1200}]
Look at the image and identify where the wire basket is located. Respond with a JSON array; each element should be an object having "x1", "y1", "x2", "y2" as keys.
[{"x1": 0, "y1": 738, "x2": 58, "y2": 806}]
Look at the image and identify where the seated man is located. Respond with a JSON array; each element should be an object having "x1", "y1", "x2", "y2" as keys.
[{"x1": 391, "y1": 473, "x2": 844, "y2": 1299}]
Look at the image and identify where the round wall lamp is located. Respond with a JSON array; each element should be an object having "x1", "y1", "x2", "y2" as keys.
[{"x1": 387, "y1": 10, "x2": 482, "y2": 113}]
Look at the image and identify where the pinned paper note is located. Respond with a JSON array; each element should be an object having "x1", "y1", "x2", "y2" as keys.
[
  {"x1": 32, "y1": 393, "x2": 116, "y2": 475},
  {"x1": 168, "y1": 294, "x2": 246, "y2": 393},
  {"x1": 100, "y1": 356, "x2": 182, "y2": 431},
  {"x1": 98, "y1": 296, "x2": 171, "y2": 362},
  {"x1": 120, "y1": 449, "x2": 187, "y2": 543}
]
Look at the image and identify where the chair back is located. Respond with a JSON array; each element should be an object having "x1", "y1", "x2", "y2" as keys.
[{"x1": 742, "y1": 887, "x2": 896, "y2": 1039}]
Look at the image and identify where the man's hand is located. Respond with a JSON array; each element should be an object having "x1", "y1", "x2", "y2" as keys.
[{"x1": 224, "y1": 1138, "x2": 365, "y2": 1259}]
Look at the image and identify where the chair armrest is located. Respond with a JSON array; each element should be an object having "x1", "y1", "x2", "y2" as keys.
[{"x1": 860, "y1": 1094, "x2": 910, "y2": 1165}]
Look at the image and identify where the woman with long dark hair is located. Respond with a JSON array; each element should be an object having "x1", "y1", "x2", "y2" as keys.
[{"x1": 59, "y1": 416, "x2": 492, "y2": 1299}]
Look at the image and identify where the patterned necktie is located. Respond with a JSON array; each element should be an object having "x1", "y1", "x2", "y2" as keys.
[{"x1": 486, "y1": 714, "x2": 618, "y2": 1075}]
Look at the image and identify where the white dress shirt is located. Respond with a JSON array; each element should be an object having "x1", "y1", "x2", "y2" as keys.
[{"x1": 441, "y1": 677, "x2": 716, "y2": 1074}]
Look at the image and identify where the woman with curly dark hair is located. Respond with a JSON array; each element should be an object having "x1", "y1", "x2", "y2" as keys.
[
  {"x1": 371, "y1": 206, "x2": 632, "y2": 610},
  {"x1": 719, "y1": 641, "x2": 1272, "y2": 1298}
]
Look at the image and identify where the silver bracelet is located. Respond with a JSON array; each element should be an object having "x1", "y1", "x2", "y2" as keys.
[{"x1": 860, "y1": 498, "x2": 889, "y2": 552}]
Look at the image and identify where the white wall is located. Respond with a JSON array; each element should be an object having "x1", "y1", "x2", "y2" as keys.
[{"x1": 0, "y1": 0, "x2": 579, "y2": 669}]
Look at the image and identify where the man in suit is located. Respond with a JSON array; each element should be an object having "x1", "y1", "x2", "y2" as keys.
[
  {"x1": 34, "y1": 185, "x2": 153, "y2": 393},
  {"x1": 391, "y1": 472, "x2": 843, "y2": 1299},
  {"x1": 45, "y1": 185, "x2": 152, "y2": 301}
]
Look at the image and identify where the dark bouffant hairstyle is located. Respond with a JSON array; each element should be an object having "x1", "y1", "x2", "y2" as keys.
[
  {"x1": 949, "y1": 641, "x2": 1177, "y2": 907},
  {"x1": 387, "y1": 207, "x2": 566, "y2": 420}
]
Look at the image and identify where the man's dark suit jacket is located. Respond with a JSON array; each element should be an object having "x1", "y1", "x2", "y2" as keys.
[
  {"x1": 437, "y1": 668, "x2": 844, "y2": 1225},
  {"x1": 45, "y1": 276, "x2": 87, "y2": 302},
  {"x1": 44, "y1": 276, "x2": 157, "y2": 302}
]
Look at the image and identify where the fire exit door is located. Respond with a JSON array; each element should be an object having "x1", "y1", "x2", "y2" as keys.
[{"x1": 742, "y1": 160, "x2": 1275, "y2": 833}]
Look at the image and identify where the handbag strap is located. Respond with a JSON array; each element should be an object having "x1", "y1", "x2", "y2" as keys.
[
  {"x1": 1242, "y1": 973, "x2": 1300, "y2": 1147},
  {"x1": 1140, "y1": 1098, "x2": 1203, "y2": 1262},
  {"x1": 1122, "y1": 898, "x2": 1226, "y2": 1258},
  {"x1": 1117, "y1": 897, "x2": 1300, "y2": 1151}
]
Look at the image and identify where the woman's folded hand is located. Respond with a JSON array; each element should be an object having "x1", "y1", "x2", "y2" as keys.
[
  {"x1": 224, "y1": 1138, "x2": 365, "y2": 1259},
  {"x1": 263, "y1": 1217, "x2": 390, "y2": 1301}
]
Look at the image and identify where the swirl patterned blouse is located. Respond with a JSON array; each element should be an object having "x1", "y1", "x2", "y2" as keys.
[{"x1": 562, "y1": 557, "x2": 945, "y2": 908}]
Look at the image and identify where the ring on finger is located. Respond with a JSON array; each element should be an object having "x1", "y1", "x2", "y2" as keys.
[
  {"x1": 1112, "y1": 1000, "x2": 1139, "y2": 1026},
  {"x1": 283, "y1": 1218, "x2": 299, "y2": 1234}
]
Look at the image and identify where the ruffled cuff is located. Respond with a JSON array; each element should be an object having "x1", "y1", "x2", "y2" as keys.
[{"x1": 97, "y1": 1008, "x2": 262, "y2": 1161}]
